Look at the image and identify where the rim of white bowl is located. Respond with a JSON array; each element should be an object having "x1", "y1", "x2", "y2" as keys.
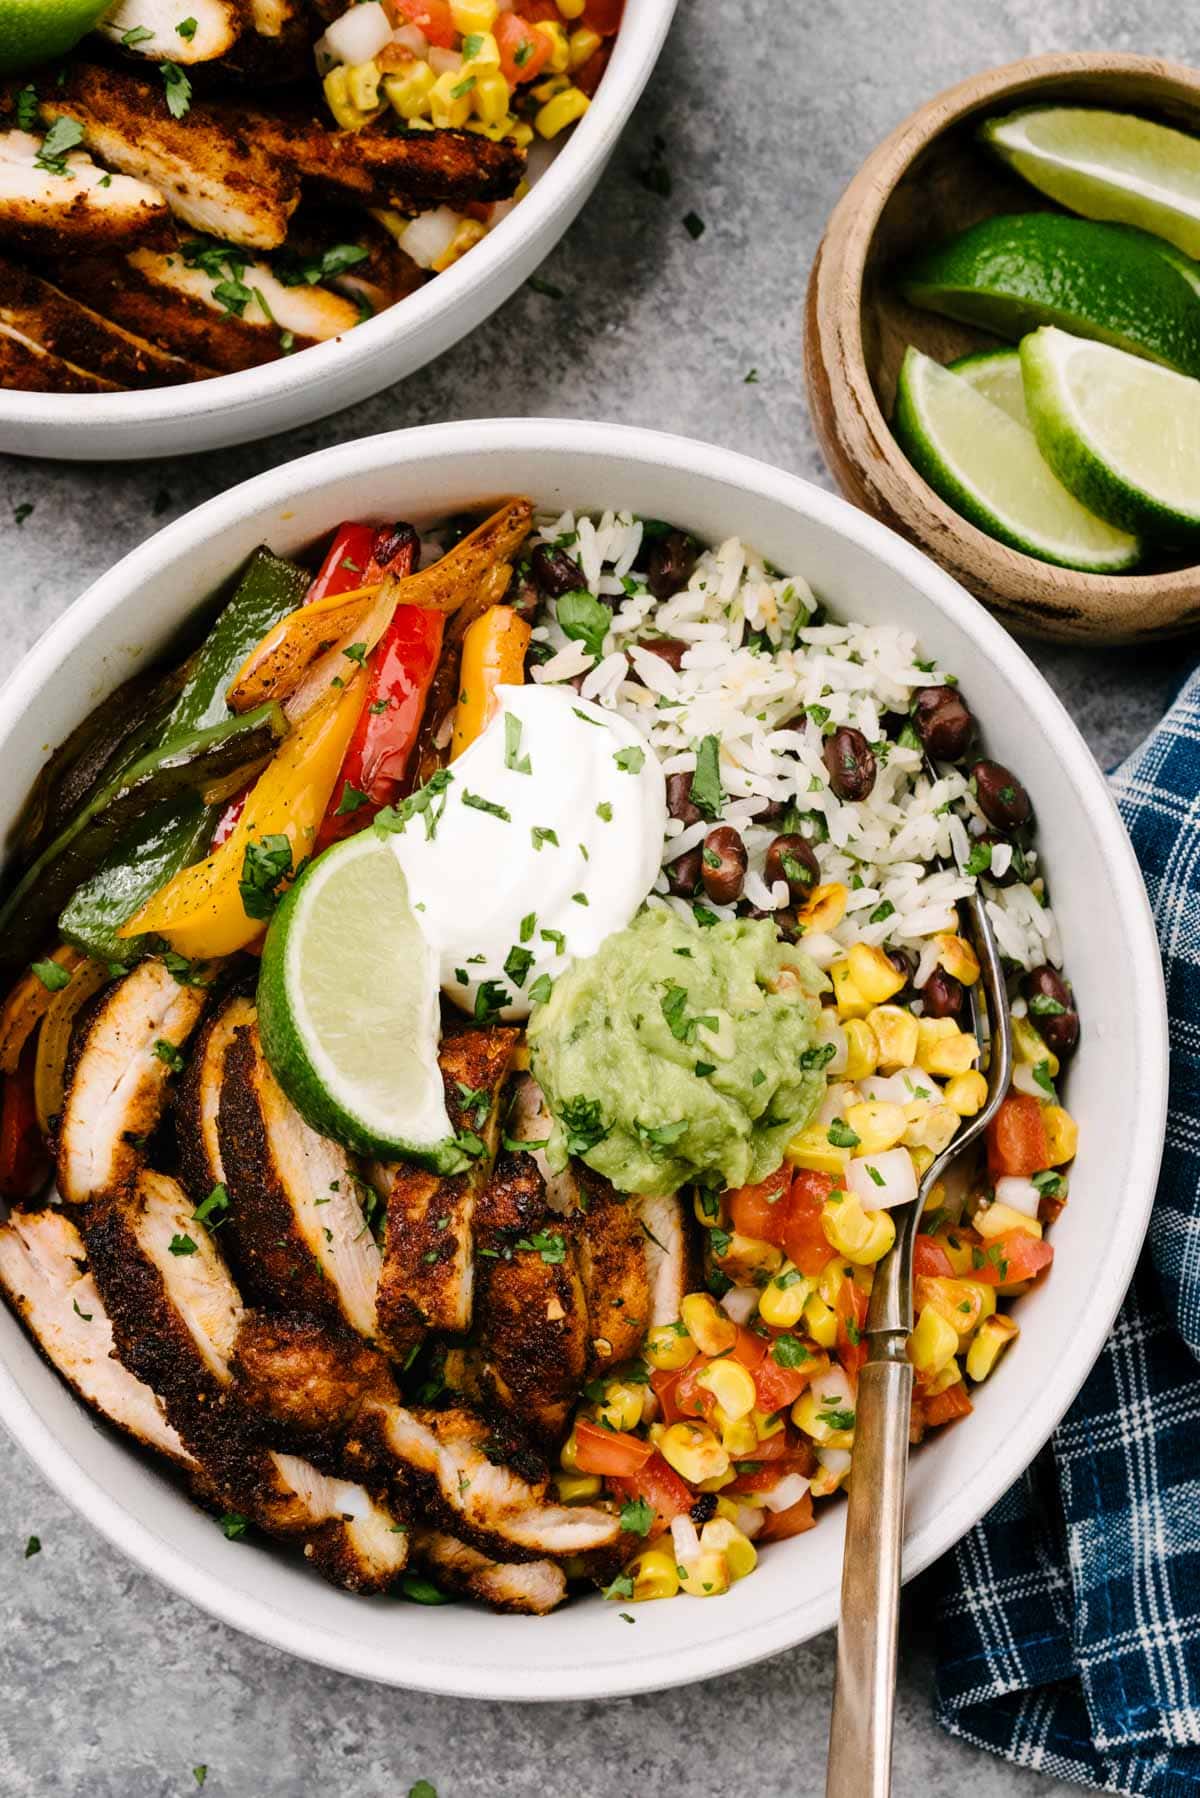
[
  {"x1": 0, "y1": 2, "x2": 677, "y2": 440},
  {"x1": 0, "y1": 420, "x2": 1168, "y2": 1699}
]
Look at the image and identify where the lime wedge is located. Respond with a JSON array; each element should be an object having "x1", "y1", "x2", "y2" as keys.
[
  {"x1": 898, "y1": 214, "x2": 1200, "y2": 378},
  {"x1": 949, "y1": 348, "x2": 1028, "y2": 425},
  {"x1": 982, "y1": 106, "x2": 1200, "y2": 262},
  {"x1": 893, "y1": 345, "x2": 1141, "y2": 571},
  {"x1": 1021, "y1": 325, "x2": 1200, "y2": 542},
  {"x1": 0, "y1": 0, "x2": 114, "y2": 72},
  {"x1": 257, "y1": 830, "x2": 458, "y2": 1167}
]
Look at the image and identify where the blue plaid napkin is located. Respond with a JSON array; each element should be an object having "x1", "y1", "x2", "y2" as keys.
[{"x1": 932, "y1": 666, "x2": 1200, "y2": 1795}]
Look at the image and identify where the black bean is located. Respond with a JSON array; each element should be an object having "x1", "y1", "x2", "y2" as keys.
[
  {"x1": 912, "y1": 685, "x2": 974, "y2": 761},
  {"x1": 647, "y1": 530, "x2": 700, "y2": 600},
  {"x1": 823, "y1": 727, "x2": 876, "y2": 801},
  {"x1": 764, "y1": 832, "x2": 820, "y2": 902},
  {"x1": 921, "y1": 967, "x2": 964, "y2": 1021},
  {"x1": 689, "y1": 1492, "x2": 718, "y2": 1525},
  {"x1": 972, "y1": 760, "x2": 1032, "y2": 830},
  {"x1": 885, "y1": 946, "x2": 913, "y2": 987},
  {"x1": 637, "y1": 636, "x2": 688, "y2": 672},
  {"x1": 701, "y1": 826, "x2": 747, "y2": 904},
  {"x1": 530, "y1": 543, "x2": 587, "y2": 599},
  {"x1": 666, "y1": 770, "x2": 702, "y2": 827},
  {"x1": 666, "y1": 846, "x2": 702, "y2": 898},
  {"x1": 1023, "y1": 965, "x2": 1080, "y2": 1060}
]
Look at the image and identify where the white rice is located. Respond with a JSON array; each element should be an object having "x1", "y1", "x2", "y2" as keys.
[{"x1": 528, "y1": 510, "x2": 1061, "y2": 974}]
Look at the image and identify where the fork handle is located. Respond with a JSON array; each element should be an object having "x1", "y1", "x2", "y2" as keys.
[{"x1": 825, "y1": 1353, "x2": 914, "y2": 1798}]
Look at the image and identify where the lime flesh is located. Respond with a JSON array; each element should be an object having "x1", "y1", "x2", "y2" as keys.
[
  {"x1": 949, "y1": 348, "x2": 1028, "y2": 426},
  {"x1": 257, "y1": 830, "x2": 458, "y2": 1167},
  {"x1": 0, "y1": 0, "x2": 113, "y2": 71},
  {"x1": 1021, "y1": 326, "x2": 1200, "y2": 542},
  {"x1": 982, "y1": 106, "x2": 1200, "y2": 262},
  {"x1": 899, "y1": 213, "x2": 1200, "y2": 379},
  {"x1": 893, "y1": 345, "x2": 1141, "y2": 572}
]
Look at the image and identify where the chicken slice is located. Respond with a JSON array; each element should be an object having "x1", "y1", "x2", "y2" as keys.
[
  {"x1": 119, "y1": 246, "x2": 360, "y2": 366},
  {"x1": 505, "y1": 1073, "x2": 578, "y2": 1212},
  {"x1": 0, "y1": 257, "x2": 205, "y2": 391},
  {"x1": 218, "y1": 1020, "x2": 381, "y2": 1339},
  {"x1": 56, "y1": 959, "x2": 209, "y2": 1207},
  {"x1": 41, "y1": 65, "x2": 300, "y2": 250},
  {"x1": 572, "y1": 1169, "x2": 651, "y2": 1373},
  {"x1": 350, "y1": 1401, "x2": 621, "y2": 1563},
  {"x1": 0, "y1": 1207, "x2": 190, "y2": 1463},
  {"x1": 375, "y1": 1026, "x2": 517, "y2": 1353},
  {"x1": 411, "y1": 1529, "x2": 566, "y2": 1615},
  {"x1": 638, "y1": 1191, "x2": 695, "y2": 1328},
  {"x1": 230, "y1": 1310, "x2": 396, "y2": 1445},
  {"x1": 176, "y1": 992, "x2": 256, "y2": 1204},
  {"x1": 99, "y1": 0, "x2": 244, "y2": 62},
  {"x1": 0, "y1": 322, "x2": 120, "y2": 392},
  {"x1": 0, "y1": 129, "x2": 169, "y2": 253},
  {"x1": 246, "y1": 110, "x2": 525, "y2": 209},
  {"x1": 262, "y1": 1452, "x2": 408, "y2": 1593}
]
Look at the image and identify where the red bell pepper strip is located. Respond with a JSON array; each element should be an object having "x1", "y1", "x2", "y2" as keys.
[{"x1": 0, "y1": 1048, "x2": 49, "y2": 1200}]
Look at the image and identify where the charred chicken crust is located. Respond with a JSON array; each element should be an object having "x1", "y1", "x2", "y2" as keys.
[
  {"x1": 410, "y1": 1529, "x2": 566, "y2": 1616},
  {"x1": 230, "y1": 1309, "x2": 396, "y2": 1447},
  {"x1": 176, "y1": 991, "x2": 256, "y2": 1205}
]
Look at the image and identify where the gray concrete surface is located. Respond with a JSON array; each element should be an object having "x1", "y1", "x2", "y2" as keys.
[{"x1": 1, "y1": 1, "x2": 1194, "y2": 1792}]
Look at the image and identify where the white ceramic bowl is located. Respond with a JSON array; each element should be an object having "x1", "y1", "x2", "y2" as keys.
[
  {"x1": 0, "y1": 420, "x2": 1167, "y2": 1699},
  {"x1": 0, "y1": 7, "x2": 676, "y2": 463}
]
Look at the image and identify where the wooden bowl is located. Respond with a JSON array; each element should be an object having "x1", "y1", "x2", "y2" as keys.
[{"x1": 805, "y1": 51, "x2": 1200, "y2": 643}]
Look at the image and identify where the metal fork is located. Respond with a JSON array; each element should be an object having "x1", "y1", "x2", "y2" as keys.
[{"x1": 825, "y1": 886, "x2": 1014, "y2": 1798}]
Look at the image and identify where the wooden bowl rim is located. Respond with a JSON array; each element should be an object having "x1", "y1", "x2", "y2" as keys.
[{"x1": 813, "y1": 49, "x2": 1200, "y2": 625}]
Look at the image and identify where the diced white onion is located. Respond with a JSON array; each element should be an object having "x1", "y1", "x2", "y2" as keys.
[
  {"x1": 720, "y1": 1285, "x2": 760, "y2": 1326},
  {"x1": 392, "y1": 21, "x2": 428, "y2": 54},
  {"x1": 735, "y1": 1505, "x2": 766, "y2": 1539},
  {"x1": 846, "y1": 1147, "x2": 918, "y2": 1211},
  {"x1": 1011, "y1": 1062, "x2": 1047, "y2": 1099},
  {"x1": 427, "y1": 44, "x2": 462, "y2": 73},
  {"x1": 401, "y1": 205, "x2": 462, "y2": 269},
  {"x1": 758, "y1": 1472, "x2": 812, "y2": 1514},
  {"x1": 323, "y1": 0, "x2": 392, "y2": 65},
  {"x1": 812, "y1": 1364, "x2": 855, "y2": 1417},
  {"x1": 994, "y1": 1175, "x2": 1042, "y2": 1218},
  {"x1": 818, "y1": 1082, "x2": 860, "y2": 1127},
  {"x1": 859, "y1": 1068, "x2": 939, "y2": 1106},
  {"x1": 816, "y1": 1446, "x2": 852, "y2": 1478},
  {"x1": 914, "y1": 940, "x2": 941, "y2": 990},
  {"x1": 670, "y1": 1515, "x2": 700, "y2": 1564}
]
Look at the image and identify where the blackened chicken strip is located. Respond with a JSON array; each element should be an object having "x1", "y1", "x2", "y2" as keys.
[
  {"x1": 0, "y1": 130, "x2": 170, "y2": 254},
  {"x1": 0, "y1": 257, "x2": 207, "y2": 390},
  {"x1": 0, "y1": 324, "x2": 120, "y2": 393},
  {"x1": 375, "y1": 1026, "x2": 517, "y2": 1353},
  {"x1": 0, "y1": 1207, "x2": 190, "y2": 1464},
  {"x1": 246, "y1": 111, "x2": 525, "y2": 209},
  {"x1": 230, "y1": 1310, "x2": 396, "y2": 1448},
  {"x1": 40, "y1": 65, "x2": 301, "y2": 250},
  {"x1": 98, "y1": 0, "x2": 243, "y2": 62},
  {"x1": 259, "y1": 1452, "x2": 408, "y2": 1594},
  {"x1": 56, "y1": 959, "x2": 209, "y2": 1207},
  {"x1": 218, "y1": 1021, "x2": 381, "y2": 1339},
  {"x1": 410, "y1": 1529, "x2": 566, "y2": 1616},
  {"x1": 572, "y1": 1169, "x2": 651, "y2": 1373},
  {"x1": 176, "y1": 993, "x2": 256, "y2": 1204},
  {"x1": 638, "y1": 1191, "x2": 695, "y2": 1328}
]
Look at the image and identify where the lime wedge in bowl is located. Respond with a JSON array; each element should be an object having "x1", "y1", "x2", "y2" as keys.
[
  {"x1": 893, "y1": 345, "x2": 1141, "y2": 572},
  {"x1": 257, "y1": 829, "x2": 459, "y2": 1168},
  {"x1": 898, "y1": 214, "x2": 1200, "y2": 378},
  {"x1": 0, "y1": 0, "x2": 113, "y2": 72},
  {"x1": 949, "y1": 347, "x2": 1028, "y2": 425},
  {"x1": 1021, "y1": 325, "x2": 1200, "y2": 542},
  {"x1": 981, "y1": 106, "x2": 1200, "y2": 261}
]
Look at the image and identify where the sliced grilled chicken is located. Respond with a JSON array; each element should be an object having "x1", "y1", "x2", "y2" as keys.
[
  {"x1": 247, "y1": 111, "x2": 525, "y2": 209},
  {"x1": 0, "y1": 1207, "x2": 190, "y2": 1464},
  {"x1": 0, "y1": 322, "x2": 120, "y2": 392},
  {"x1": 0, "y1": 129, "x2": 169, "y2": 253},
  {"x1": 411, "y1": 1529, "x2": 566, "y2": 1615},
  {"x1": 261, "y1": 1452, "x2": 408, "y2": 1593},
  {"x1": 375, "y1": 1026, "x2": 517, "y2": 1353},
  {"x1": 0, "y1": 257, "x2": 205, "y2": 391},
  {"x1": 638, "y1": 1191, "x2": 694, "y2": 1328},
  {"x1": 220, "y1": 0, "x2": 312, "y2": 82},
  {"x1": 230, "y1": 1310, "x2": 395, "y2": 1445},
  {"x1": 572, "y1": 1170, "x2": 651, "y2": 1373},
  {"x1": 99, "y1": 0, "x2": 244, "y2": 63},
  {"x1": 505, "y1": 1074, "x2": 578, "y2": 1212},
  {"x1": 177, "y1": 993, "x2": 256, "y2": 1203},
  {"x1": 42, "y1": 65, "x2": 301, "y2": 250},
  {"x1": 218, "y1": 1020, "x2": 381, "y2": 1339},
  {"x1": 57, "y1": 960, "x2": 209, "y2": 1207},
  {"x1": 350, "y1": 1401, "x2": 621, "y2": 1563},
  {"x1": 118, "y1": 246, "x2": 359, "y2": 367}
]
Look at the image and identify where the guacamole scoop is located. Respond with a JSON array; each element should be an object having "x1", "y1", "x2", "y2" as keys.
[{"x1": 526, "y1": 907, "x2": 828, "y2": 1197}]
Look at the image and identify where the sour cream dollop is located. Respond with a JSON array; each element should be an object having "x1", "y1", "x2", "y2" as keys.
[{"x1": 387, "y1": 684, "x2": 666, "y2": 1020}]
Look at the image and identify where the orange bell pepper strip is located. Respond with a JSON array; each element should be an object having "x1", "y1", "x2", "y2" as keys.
[
  {"x1": 120, "y1": 676, "x2": 364, "y2": 960},
  {"x1": 450, "y1": 605, "x2": 532, "y2": 759},
  {"x1": 375, "y1": 499, "x2": 533, "y2": 617},
  {"x1": 0, "y1": 945, "x2": 85, "y2": 1075},
  {"x1": 225, "y1": 585, "x2": 380, "y2": 715}
]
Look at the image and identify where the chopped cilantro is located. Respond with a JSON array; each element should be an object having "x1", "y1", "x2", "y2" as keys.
[
  {"x1": 30, "y1": 958, "x2": 71, "y2": 992},
  {"x1": 34, "y1": 117, "x2": 84, "y2": 176},
  {"x1": 689, "y1": 734, "x2": 724, "y2": 819},
  {"x1": 531, "y1": 826, "x2": 559, "y2": 851},
  {"x1": 153, "y1": 1039, "x2": 186, "y2": 1075},
  {"x1": 504, "y1": 712, "x2": 531, "y2": 775},
  {"x1": 596, "y1": 800, "x2": 613, "y2": 822},
  {"x1": 826, "y1": 1117, "x2": 860, "y2": 1149},
  {"x1": 238, "y1": 833, "x2": 292, "y2": 919},
  {"x1": 503, "y1": 944, "x2": 535, "y2": 988},
  {"x1": 558, "y1": 1095, "x2": 608, "y2": 1155},
  {"x1": 619, "y1": 1496, "x2": 655, "y2": 1537},
  {"x1": 682, "y1": 210, "x2": 706, "y2": 239},
  {"x1": 614, "y1": 745, "x2": 645, "y2": 774},
  {"x1": 527, "y1": 973, "x2": 553, "y2": 1005},
  {"x1": 168, "y1": 1233, "x2": 198, "y2": 1256},
  {"x1": 161, "y1": 61, "x2": 192, "y2": 118},
  {"x1": 557, "y1": 588, "x2": 611, "y2": 661}
]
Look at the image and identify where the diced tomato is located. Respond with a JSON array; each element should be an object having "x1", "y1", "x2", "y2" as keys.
[
  {"x1": 496, "y1": 12, "x2": 552, "y2": 83},
  {"x1": 836, "y1": 1278, "x2": 868, "y2": 1380},
  {"x1": 970, "y1": 1230, "x2": 1054, "y2": 1288},
  {"x1": 726, "y1": 1447, "x2": 814, "y2": 1494},
  {"x1": 913, "y1": 1233, "x2": 955, "y2": 1279},
  {"x1": 572, "y1": 1416, "x2": 654, "y2": 1478},
  {"x1": 582, "y1": 0, "x2": 623, "y2": 33},
  {"x1": 0, "y1": 1050, "x2": 48, "y2": 1201},
  {"x1": 752, "y1": 1346, "x2": 817, "y2": 1413},
  {"x1": 392, "y1": 0, "x2": 456, "y2": 48},
  {"x1": 738, "y1": 1428, "x2": 796, "y2": 1466},
  {"x1": 987, "y1": 1091, "x2": 1050, "y2": 1180},
  {"x1": 648, "y1": 1365, "x2": 693, "y2": 1426},
  {"x1": 783, "y1": 1171, "x2": 839, "y2": 1276},
  {"x1": 608, "y1": 1453, "x2": 693, "y2": 1535},
  {"x1": 727, "y1": 1165, "x2": 791, "y2": 1246},
  {"x1": 671, "y1": 1362, "x2": 716, "y2": 1422},
  {"x1": 728, "y1": 1324, "x2": 768, "y2": 1372},
  {"x1": 924, "y1": 1383, "x2": 974, "y2": 1427},
  {"x1": 757, "y1": 1489, "x2": 816, "y2": 1542}
]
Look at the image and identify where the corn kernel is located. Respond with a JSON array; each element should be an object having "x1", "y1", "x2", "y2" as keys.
[
  {"x1": 817, "y1": 1260, "x2": 847, "y2": 1308},
  {"x1": 701, "y1": 1517, "x2": 758, "y2": 1582},
  {"x1": 323, "y1": 64, "x2": 374, "y2": 130},
  {"x1": 810, "y1": 1450, "x2": 851, "y2": 1497},
  {"x1": 799, "y1": 882, "x2": 848, "y2": 934},
  {"x1": 792, "y1": 1389, "x2": 855, "y2": 1448},
  {"x1": 450, "y1": 0, "x2": 498, "y2": 29},
  {"x1": 429, "y1": 67, "x2": 473, "y2": 127},
  {"x1": 865, "y1": 1004, "x2": 919, "y2": 1071},
  {"x1": 945, "y1": 1070, "x2": 987, "y2": 1117},
  {"x1": 531, "y1": 71, "x2": 569, "y2": 100},
  {"x1": 845, "y1": 1099, "x2": 906, "y2": 1155},
  {"x1": 909, "y1": 1303, "x2": 959, "y2": 1377},
  {"x1": 842, "y1": 1017, "x2": 879, "y2": 1080},
  {"x1": 626, "y1": 1542, "x2": 680, "y2": 1602},
  {"x1": 680, "y1": 1292, "x2": 736, "y2": 1356},
  {"x1": 847, "y1": 943, "x2": 906, "y2": 1004},
  {"x1": 568, "y1": 23, "x2": 602, "y2": 67},
  {"x1": 902, "y1": 1100, "x2": 960, "y2": 1155},
  {"x1": 712, "y1": 1229, "x2": 783, "y2": 1283},
  {"x1": 556, "y1": 0, "x2": 585, "y2": 15},
  {"x1": 660, "y1": 1421, "x2": 730, "y2": 1485},
  {"x1": 936, "y1": 1229, "x2": 975, "y2": 1277},
  {"x1": 910, "y1": 1144, "x2": 935, "y2": 1177},
  {"x1": 966, "y1": 1280, "x2": 997, "y2": 1323},
  {"x1": 1041, "y1": 1104, "x2": 1078, "y2": 1166},
  {"x1": 975, "y1": 1200, "x2": 1042, "y2": 1242},
  {"x1": 595, "y1": 1379, "x2": 644, "y2": 1432},
  {"x1": 679, "y1": 1550, "x2": 731, "y2": 1597},
  {"x1": 536, "y1": 83, "x2": 589, "y2": 137},
  {"x1": 696, "y1": 1358, "x2": 758, "y2": 1421},
  {"x1": 917, "y1": 1275, "x2": 984, "y2": 1340},
  {"x1": 824, "y1": 1190, "x2": 896, "y2": 1265},
  {"x1": 644, "y1": 1320, "x2": 695, "y2": 1371},
  {"x1": 751, "y1": 1406, "x2": 788, "y2": 1441},
  {"x1": 830, "y1": 958, "x2": 871, "y2": 1020},
  {"x1": 553, "y1": 1470, "x2": 602, "y2": 1503},
  {"x1": 925, "y1": 1358, "x2": 964, "y2": 1397},
  {"x1": 757, "y1": 1263, "x2": 814, "y2": 1329},
  {"x1": 472, "y1": 69, "x2": 510, "y2": 123},
  {"x1": 430, "y1": 215, "x2": 486, "y2": 271},
  {"x1": 934, "y1": 932, "x2": 981, "y2": 986},
  {"x1": 1012, "y1": 1013, "x2": 1058, "y2": 1075},
  {"x1": 785, "y1": 1123, "x2": 851, "y2": 1176},
  {"x1": 716, "y1": 1411, "x2": 759, "y2": 1457},
  {"x1": 694, "y1": 1467, "x2": 737, "y2": 1493},
  {"x1": 462, "y1": 28, "x2": 500, "y2": 65},
  {"x1": 692, "y1": 1186, "x2": 726, "y2": 1231},
  {"x1": 506, "y1": 118, "x2": 534, "y2": 147},
  {"x1": 966, "y1": 1313, "x2": 1019, "y2": 1382},
  {"x1": 916, "y1": 1018, "x2": 979, "y2": 1077},
  {"x1": 346, "y1": 57, "x2": 382, "y2": 111},
  {"x1": 533, "y1": 17, "x2": 570, "y2": 70},
  {"x1": 804, "y1": 1292, "x2": 838, "y2": 1348}
]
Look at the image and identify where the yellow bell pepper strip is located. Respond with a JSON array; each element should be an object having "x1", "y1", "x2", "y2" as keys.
[
  {"x1": 0, "y1": 946, "x2": 86, "y2": 1075},
  {"x1": 225, "y1": 585, "x2": 380, "y2": 715},
  {"x1": 120, "y1": 676, "x2": 365, "y2": 960},
  {"x1": 375, "y1": 498, "x2": 534, "y2": 616},
  {"x1": 451, "y1": 604, "x2": 533, "y2": 758},
  {"x1": 34, "y1": 959, "x2": 111, "y2": 1136}
]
